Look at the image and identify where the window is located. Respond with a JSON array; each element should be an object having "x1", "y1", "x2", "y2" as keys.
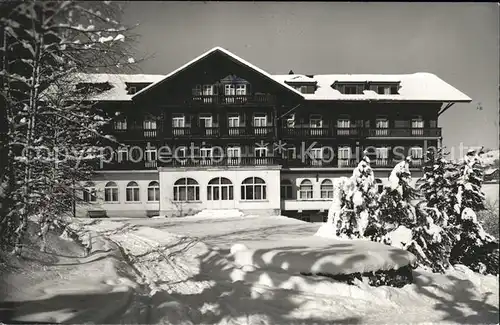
[
  {"x1": 200, "y1": 147, "x2": 213, "y2": 158},
  {"x1": 104, "y1": 181, "x2": 119, "y2": 202},
  {"x1": 411, "y1": 116, "x2": 424, "y2": 136},
  {"x1": 147, "y1": 181, "x2": 160, "y2": 202},
  {"x1": 143, "y1": 118, "x2": 157, "y2": 130},
  {"x1": 376, "y1": 147, "x2": 389, "y2": 159},
  {"x1": 429, "y1": 120, "x2": 437, "y2": 128},
  {"x1": 375, "y1": 147, "x2": 389, "y2": 166},
  {"x1": 320, "y1": 179, "x2": 334, "y2": 199},
  {"x1": 241, "y1": 177, "x2": 266, "y2": 200},
  {"x1": 309, "y1": 114, "x2": 323, "y2": 128},
  {"x1": 83, "y1": 182, "x2": 97, "y2": 202},
  {"x1": 376, "y1": 117, "x2": 389, "y2": 129},
  {"x1": 173, "y1": 178, "x2": 200, "y2": 202},
  {"x1": 253, "y1": 113, "x2": 267, "y2": 127},
  {"x1": 228, "y1": 114, "x2": 240, "y2": 127},
  {"x1": 172, "y1": 114, "x2": 185, "y2": 128},
  {"x1": 280, "y1": 179, "x2": 293, "y2": 199},
  {"x1": 199, "y1": 114, "x2": 213, "y2": 128},
  {"x1": 192, "y1": 84, "x2": 202, "y2": 96},
  {"x1": 114, "y1": 118, "x2": 127, "y2": 130},
  {"x1": 126, "y1": 181, "x2": 140, "y2": 202},
  {"x1": 282, "y1": 146, "x2": 296, "y2": 159},
  {"x1": 117, "y1": 147, "x2": 128, "y2": 162},
  {"x1": 145, "y1": 147, "x2": 157, "y2": 167},
  {"x1": 299, "y1": 179, "x2": 313, "y2": 200},
  {"x1": 337, "y1": 118, "x2": 350, "y2": 128},
  {"x1": 410, "y1": 147, "x2": 423, "y2": 159},
  {"x1": 202, "y1": 84, "x2": 214, "y2": 96},
  {"x1": 224, "y1": 84, "x2": 236, "y2": 96},
  {"x1": 286, "y1": 114, "x2": 295, "y2": 128},
  {"x1": 338, "y1": 146, "x2": 351, "y2": 159},
  {"x1": 227, "y1": 146, "x2": 241, "y2": 165},
  {"x1": 411, "y1": 116, "x2": 424, "y2": 128},
  {"x1": 255, "y1": 147, "x2": 267, "y2": 158},
  {"x1": 207, "y1": 177, "x2": 234, "y2": 201},
  {"x1": 227, "y1": 146, "x2": 241, "y2": 157},
  {"x1": 342, "y1": 84, "x2": 363, "y2": 95},
  {"x1": 376, "y1": 86, "x2": 392, "y2": 95},
  {"x1": 310, "y1": 148, "x2": 323, "y2": 160},
  {"x1": 235, "y1": 84, "x2": 246, "y2": 95}
]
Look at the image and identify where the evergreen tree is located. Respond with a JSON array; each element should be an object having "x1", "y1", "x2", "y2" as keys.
[
  {"x1": 374, "y1": 156, "x2": 418, "y2": 244},
  {"x1": 408, "y1": 148, "x2": 457, "y2": 272},
  {"x1": 0, "y1": 0, "x2": 138, "y2": 253},
  {"x1": 334, "y1": 154, "x2": 379, "y2": 239},
  {"x1": 450, "y1": 148, "x2": 499, "y2": 275}
]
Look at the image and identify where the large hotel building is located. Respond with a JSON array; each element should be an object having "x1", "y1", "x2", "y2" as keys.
[{"x1": 77, "y1": 47, "x2": 471, "y2": 220}]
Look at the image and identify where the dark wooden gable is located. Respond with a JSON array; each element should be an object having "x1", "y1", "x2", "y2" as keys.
[{"x1": 132, "y1": 49, "x2": 302, "y2": 105}]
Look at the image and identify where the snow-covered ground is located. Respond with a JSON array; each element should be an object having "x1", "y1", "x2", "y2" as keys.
[{"x1": 3, "y1": 215, "x2": 498, "y2": 324}]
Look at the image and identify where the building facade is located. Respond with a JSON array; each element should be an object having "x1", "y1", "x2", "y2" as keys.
[{"x1": 76, "y1": 47, "x2": 472, "y2": 220}]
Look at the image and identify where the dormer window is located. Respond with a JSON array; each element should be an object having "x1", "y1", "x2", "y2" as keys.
[
  {"x1": 334, "y1": 83, "x2": 365, "y2": 95},
  {"x1": 293, "y1": 85, "x2": 315, "y2": 94},
  {"x1": 125, "y1": 82, "x2": 153, "y2": 95},
  {"x1": 369, "y1": 83, "x2": 400, "y2": 95}
]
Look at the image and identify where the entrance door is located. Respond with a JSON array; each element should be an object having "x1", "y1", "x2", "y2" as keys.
[{"x1": 206, "y1": 177, "x2": 235, "y2": 210}]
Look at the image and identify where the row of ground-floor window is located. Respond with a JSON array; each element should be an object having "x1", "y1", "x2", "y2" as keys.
[
  {"x1": 77, "y1": 168, "x2": 424, "y2": 218},
  {"x1": 82, "y1": 176, "x2": 395, "y2": 204}
]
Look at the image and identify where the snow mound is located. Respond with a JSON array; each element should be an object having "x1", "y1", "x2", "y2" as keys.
[
  {"x1": 230, "y1": 237, "x2": 417, "y2": 276},
  {"x1": 190, "y1": 209, "x2": 244, "y2": 218}
]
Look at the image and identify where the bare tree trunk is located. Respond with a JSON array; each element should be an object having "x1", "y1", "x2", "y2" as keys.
[{"x1": 14, "y1": 5, "x2": 44, "y2": 255}]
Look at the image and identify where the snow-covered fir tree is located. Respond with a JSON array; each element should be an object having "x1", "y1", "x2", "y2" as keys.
[
  {"x1": 0, "y1": 0, "x2": 138, "y2": 253},
  {"x1": 331, "y1": 154, "x2": 380, "y2": 239},
  {"x1": 374, "y1": 156, "x2": 418, "y2": 244},
  {"x1": 449, "y1": 148, "x2": 499, "y2": 275},
  {"x1": 407, "y1": 148, "x2": 457, "y2": 272}
]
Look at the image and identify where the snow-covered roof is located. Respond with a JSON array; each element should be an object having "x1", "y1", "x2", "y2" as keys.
[
  {"x1": 284, "y1": 75, "x2": 317, "y2": 84},
  {"x1": 132, "y1": 46, "x2": 305, "y2": 99},
  {"x1": 60, "y1": 47, "x2": 471, "y2": 103},
  {"x1": 72, "y1": 73, "x2": 166, "y2": 101},
  {"x1": 272, "y1": 73, "x2": 472, "y2": 102}
]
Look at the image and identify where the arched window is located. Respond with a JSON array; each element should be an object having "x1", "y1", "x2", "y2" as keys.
[
  {"x1": 375, "y1": 179, "x2": 384, "y2": 194},
  {"x1": 104, "y1": 181, "x2": 119, "y2": 202},
  {"x1": 241, "y1": 177, "x2": 266, "y2": 200},
  {"x1": 83, "y1": 182, "x2": 97, "y2": 202},
  {"x1": 280, "y1": 179, "x2": 293, "y2": 199},
  {"x1": 320, "y1": 179, "x2": 334, "y2": 199},
  {"x1": 174, "y1": 178, "x2": 199, "y2": 202},
  {"x1": 207, "y1": 177, "x2": 233, "y2": 200},
  {"x1": 299, "y1": 179, "x2": 313, "y2": 200},
  {"x1": 126, "y1": 181, "x2": 140, "y2": 202},
  {"x1": 147, "y1": 181, "x2": 160, "y2": 202}
]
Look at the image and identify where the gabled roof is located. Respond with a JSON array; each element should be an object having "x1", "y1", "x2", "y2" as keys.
[
  {"x1": 272, "y1": 73, "x2": 472, "y2": 102},
  {"x1": 132, "y1": 46, "x2": 304, "y2": 99}
]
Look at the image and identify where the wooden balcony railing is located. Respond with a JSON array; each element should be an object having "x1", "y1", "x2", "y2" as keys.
[
  {"x1": 162, "y1": 156, "x2": 279, "y2": 167},
  {"x1": 190, "y1": 94, "x2": 275, "y2": 105},
  {"x1": 113, "y1": 128, "x2": 160, "y2": 140},
  {"x1": 372, "y1": 158, "x2": 423, "y2": 168},
  {"x1": 367, "y1": 128, "x2": 441, "y2": 137}
]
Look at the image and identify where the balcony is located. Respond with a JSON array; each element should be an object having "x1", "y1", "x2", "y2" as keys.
[
  {"x1": 161, "y1": 156, "x2": 279, "y2": 167},
  {"x1": 172, "y1": 126, "x2": 274, "y2": 137},
  {"x1": 369, "y1": 158, "x2": 423, "y2": 168},
  {"x1": 112, "y1": 129, "x2": 160, "y2": 140},
  {"x1": 367, "y1": 128, "x2": 441, "y2": 137},
  {"x1": 280, "y1": 157, "x2": 358, "y2": 168},
  {"x1": 190, "y1": 94, "x2": 275, "y2": 105},
  {"x1": 96, "y1": 160, "x2": 158, "y2": 171}
]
